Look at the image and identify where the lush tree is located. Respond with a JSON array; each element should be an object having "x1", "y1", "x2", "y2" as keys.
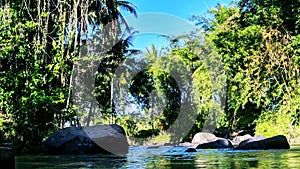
[
  {"x1": 197, "y1": 1, "x2": 300, "y2": 138},
  {"x1": 125, "y1": 29, "x2": 226, "y2": 142},
  {"x1": 0, "y1": 0, "x2": 137, "y2": 153}
]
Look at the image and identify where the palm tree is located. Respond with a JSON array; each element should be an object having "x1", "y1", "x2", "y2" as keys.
[
  {"x1": 89, "y1": 0, "x2": 137, "y2": 26},
  {"x1": 78, "y1": 0, "x2": 139, "y2": 126}
]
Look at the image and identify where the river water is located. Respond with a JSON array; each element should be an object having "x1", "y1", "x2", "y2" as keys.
[{"x1": 14, "y1": 145, "x2": 300, "y2": 169}]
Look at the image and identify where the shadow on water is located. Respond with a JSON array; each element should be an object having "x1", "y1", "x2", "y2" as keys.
[{"x1": 14, "y1": 145, "x2": 300, "y2": 169}]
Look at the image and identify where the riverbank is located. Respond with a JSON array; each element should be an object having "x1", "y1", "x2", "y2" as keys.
[{"x1": 127, "y1": 132, "x2": 300, "y2": 147}]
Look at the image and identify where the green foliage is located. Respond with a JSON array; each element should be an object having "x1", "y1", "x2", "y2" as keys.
[
  {"x1": 128, "y1": 46, "x2": 183, "y2": 141},
  {"x1": 0, "y1": 2, "x2": 75, "y2": 153},
  {"x1": 0, "y1": 0, "x2": 137, "y2": 153},
  {"x1": 143, "y1": 132, "x2": 171, "y2": 145},
  {"x1": 2, "y1": 0, "x2": 300, "y2": 152},
  {"x1": 116, "y1": 115, "x2": 138, "y2": 137},
  {"x1": 196, "y1": 0, "x2": 300, "y2": 138},
  {"x1": 126, "y1": 30, "x2": 226, "y2": 142},
  {"x1": 255, "y1": 111, "x2": 297, "y2": 138}
]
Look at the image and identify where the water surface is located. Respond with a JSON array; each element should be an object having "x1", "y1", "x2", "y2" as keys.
[{"x1": 15, "y1": 145, "x2": 300, "y2": 169}]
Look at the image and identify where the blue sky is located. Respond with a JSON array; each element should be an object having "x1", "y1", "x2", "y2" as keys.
[{"x1": 123, "y1": 0, "x2": 233, "y2": 50}]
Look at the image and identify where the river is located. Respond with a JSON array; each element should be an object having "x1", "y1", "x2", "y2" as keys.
[{"x1": 14, "y1": 145, "x2": 300, "y2": 168}]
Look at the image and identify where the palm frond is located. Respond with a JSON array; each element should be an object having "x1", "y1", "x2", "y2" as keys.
[{"x1": 117, "y1": 0, "x2": 138, "y2": 18}]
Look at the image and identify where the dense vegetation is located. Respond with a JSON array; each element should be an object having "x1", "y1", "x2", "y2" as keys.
[
  {"x1": 200, "y1": 0, "x2": 300, "y2": 140},
  {"x1": 0, "y1": 0, "x2": 138, "y2": 153},
  {"x1": 1, "y1": 0, "x2": 300, "y2": 153}
]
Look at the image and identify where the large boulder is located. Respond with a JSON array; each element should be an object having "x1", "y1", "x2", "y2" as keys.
[
  {"x1": 196, "y1": 138, "x2": 233, "y2": 149},
  {"x1": 191, "y1": 132, "x2": 218, "y2": 144},
  {"x1": 192, "y1": 132, "x2": 233, "y2": 149},
  {"x1": 43, "y1": 124, "x2": 129, "y2": 155},
  {"x1": 234, "y1": 135, "x2": 290, "y2": 150}
]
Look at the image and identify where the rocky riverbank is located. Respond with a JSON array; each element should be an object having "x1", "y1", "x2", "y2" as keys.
[
  {"x1": 131, "y1": 132, "x2": 290, "y2": 151},
  {"x1": 177, "y1": 132, "x2": 290, "y2": 150},
  {"x1": 1, "y1": 126, "x2": 291, "y2": 165}
]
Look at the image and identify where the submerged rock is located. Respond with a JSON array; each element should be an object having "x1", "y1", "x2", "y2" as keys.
[
  {"x1": 165, "y1": 146, "x2": 197, "y2": 154},
  {"x1": 196, "y1": 138, "x2": 233, "y2": 149},
  {"x1": 43, "y1": 124, "x2": 129, "y2": 155},
  {"x1": 234, "y1": 135, "x2": 290, "y2": 150},
  {"x1": 185, "y1": 147, "x2": 197, "y2": 152}
]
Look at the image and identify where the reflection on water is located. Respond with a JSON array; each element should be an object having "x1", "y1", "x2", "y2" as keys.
[{"x1": 15, "y1": 145, "x2": 300, "y2": 169}]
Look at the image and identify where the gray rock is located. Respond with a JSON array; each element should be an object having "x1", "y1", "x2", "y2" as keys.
[
  {"x1": 191, "y1": 132, "x2": 218, "y2": 144},
  {"x1": 232, "y1": 134, "x2": 253, "y2": 146},
  {"x1": 238, "y1": 135, "x2": 266, "y2": 147},
  {"x1": 234, "y1": 135, "x2": 290, "y2": 150},
  {"x1": 196, "y1": 138, "x2": 233, "y2": 149},
  {"x1": 191, "y1": 132, "x2": 233, "y2": 149},
  {"x1": 43, "y1": 124, "x2": 129, "y2": 155}
]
